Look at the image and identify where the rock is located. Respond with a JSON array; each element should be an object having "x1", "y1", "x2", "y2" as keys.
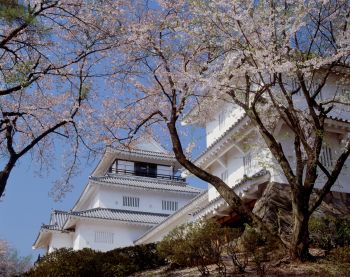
[{"x1": 252, "y1": 182, "x2": 350, "y2": 239}]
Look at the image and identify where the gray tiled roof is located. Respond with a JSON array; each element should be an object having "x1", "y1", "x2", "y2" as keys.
[
  {"x1": 193, "y1": 114, "x2": 248, "y2": 165},
  {"x1": 90, "y1": 174, "x2": 202, "y2": 194},
  {"x1": 134, "y1": 190, "x2": 209, "y2": 244},
  {"x1": 194, "y1": 114, "x2": 350, "y2": 166},
  {"x1": 42, "y1": 210, "x2": 69, "y2": 231},
  {"x1": 327, "y1": 115, "x2": 350, "y2": 124},
  {"x1": 70, "y1": 208, "x2": 169, "y2": 225},
  {"x1": 106, "y1": 146, "x2": 178, "y2": 162},
  {"x1": 194, "y1": 169, "x2": 270, "y2": 216}
]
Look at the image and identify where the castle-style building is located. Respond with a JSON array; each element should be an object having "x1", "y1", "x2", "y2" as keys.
[
  {"x1": 33, "y1": 141, "x2": 201, "y2": 252},
  {"x1": 135, "y1": 73, "x2": 350, "y2": 245},
  {"x1": 34, "y1": 72, "x2": 350, "y2": 252}
]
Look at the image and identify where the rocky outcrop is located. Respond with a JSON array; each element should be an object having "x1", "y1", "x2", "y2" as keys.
[{"x1": 252, "y1": 182, "x2": 350, "y2": 238}]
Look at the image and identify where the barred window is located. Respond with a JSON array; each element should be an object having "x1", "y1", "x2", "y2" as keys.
[
  {"x1": 94, "y1": 231, "x2": 114, "y2": 244},
  {"x1": 243, "y1": 152, "x2": 252, "y2": 175},
  {"x1": 320, "y1": 146, "x2": 333, "y2": 168},
  {"x1": 123, "y1": 196, "x2": 140, "y2": 207},
  {"x1": 311, "y1": 81, "x2": 324, "y2": 101},
  {"x1": 162, "y1": 200, "x2": 178, "y2": 211}
]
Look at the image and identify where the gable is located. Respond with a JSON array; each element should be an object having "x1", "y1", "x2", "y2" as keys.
[{"x1": 135, "y1": 139, "x2": 168, "y2": 153}]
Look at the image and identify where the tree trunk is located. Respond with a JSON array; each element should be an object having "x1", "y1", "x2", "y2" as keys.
[
  {"x1": 290, "y1": 204, "x2": 310, "y2": 261},
  {"x1": 166, "y1": 120, "x2": 283, "y2": 247},
  {"x1": 0, "y1": 158, "x2": 16, "y2": 198}
]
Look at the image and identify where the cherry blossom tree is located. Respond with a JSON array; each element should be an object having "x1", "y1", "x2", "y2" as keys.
[
  {"x1": 102, "y1": 0, "x2": 350, "y2": 261},
  {"x1": 100, "y1": 0, "x2": 274, "y2": 250},
  {"x1": 188, "y1": 0, "x2": 350, "y2": 260},
  {"x1": 0, "y1": 239, "x2": 31, "y2": 276},
  {"x1": 0, "y1": 0, "x2": 123, "y2": 199}
]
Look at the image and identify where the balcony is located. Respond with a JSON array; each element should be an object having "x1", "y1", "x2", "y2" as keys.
[{"x1": 109, "y1": 168, "x2": 186, "y2": 182}]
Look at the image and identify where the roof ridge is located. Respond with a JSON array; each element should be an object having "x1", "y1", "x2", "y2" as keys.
[
  {"x1": 91, "y1": 174, "x2": 188, "y2": 186},
  {"x1": 52, "y1": 210, "x2": 70, "y2": 214},
  {"x1": 107, "y1": 146, "x2": 176, "y2": 157},
  {"x1": 193, "y1": 114, "x2": 248, "y2": 164},
  {"x1": 73, "y1": 208, "x2": 170, "y2": 217},
  {"x1": 89, "y1": 175, "x2": 202, "y2": 193},
  {"x1": 194, "y1": 169, "x2": 270, "y2": 216}
]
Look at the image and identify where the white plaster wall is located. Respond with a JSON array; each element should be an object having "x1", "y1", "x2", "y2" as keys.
[
  {"x1": 314, "y1": 133, "x2": 350, "y2": 193},
  {"x1": 73, "y1": 221, "x2": 150, "y2": 251},
  {"x1": 48, "y1": 233, "x2": 73, "y2": 253},
  {"x1": 94, "y1": 186, "x2": 194, "y2": 214},
  {"x1": 226, "y1": 147, "x2": 245, "y2": 185},
  {"x1": 205, "y1": 124, "x2": 350, "y2": 202},
  {"x1": 206, "y1": 137, "x2": 267, "y2": 201},
  {"x1": 268, "y1": 126, "x2": 295, "y2": 184},
  {"x1": 136, "y1": 214, "x2": 192, "y2": 245},
  {"x1": 206, "y1": 104, "x2": 244, "y2": 147},
  {"x1": 204, "y1": 74, "x2": 350, "y2": 201},
  {"x1": 292, "y1": 74, "x2": 350, "y2": 121},
  {"x1": 269, "y1": 126, "x2": 350, "y2": 193},
  {"x1": 90, "y1": 190, "x2": 101, "y2": 209}
]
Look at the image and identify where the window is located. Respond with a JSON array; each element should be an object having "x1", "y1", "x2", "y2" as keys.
[
  {"x1": 108, "y1": 160, "x2": 133, "y2": 173},
  {"x1": 320, "y1": 146, "x2": 333, "y2": 168},
  {"x1": 219, "y1": 111, "x2": 226, "y2": 131},
  {"x1": 94, "y1": 231, "x2": 114, "y2": 244},
  {"x1": 162, "y1": 200, "x2": 178, "y2": 211},
  {"x1": 117, "y1": 160, "x2": 134, "y2": 172},
  {"x1": 123, "y1": 196, "x2": 140, "y2": 207},
  {"x1": 157, "y1": 165, "x2": 172, "y2": 176},
  {"x1": 221, "y1": 170, "x2": 228, "y2": 183},
  {"x1": 134, "y1": 162, "x2": 157, "y2": 177},
  {"x1": 243, "y1": 152, "x2": 252, "y2": 175}
]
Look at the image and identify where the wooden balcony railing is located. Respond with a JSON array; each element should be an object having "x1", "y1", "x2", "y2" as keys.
[{"x1": 109, "y1": 168, "x2": 185, "y2": 182}]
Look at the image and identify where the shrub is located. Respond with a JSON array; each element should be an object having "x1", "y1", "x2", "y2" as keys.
[
  {"x1": 225, "y1": 228, "x2": 247, "y2": 273},
  {"x1": 239, "y1": 225, "x2": 277, "y2": 277},
  {"x1": 309, "y1": 216, "x2": 350, "y2": 251},
  {"x1": 326, "y1": 246, "x2": 350, "y2": 264},
  {"x1": 157, "y1": 224, "x2": 190, "y2": 268},
  {"x1": 24, "y1": 243, "x2": 165, "y2": 277},
  {"x1": 24, "y1": 248, "x2": 102, "y2": 277},
  {"x1": 158, "y1": 220, "x2": 230, "y2": 276},
  {"x1": 105, "y1": 243, "x2": 166, "y2": 274}
]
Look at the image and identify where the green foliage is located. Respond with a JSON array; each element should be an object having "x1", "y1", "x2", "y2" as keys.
[
  {"x1": 5, "y1": 61, "x2": 36, "y2": 87},
  {"x1": 225, "y1": 228, "x2": 247, "y2": 273},
  {"x1": 157, "y1": 224, "x2": 189, "y2": 267},
  {"x1": 239, "y1": 225, "x2": 277, "y2": 277},
  {"x1": 0, "y1": 1, "x2": 34, "y2": 24},
  {"x1": 309, "y1": 216, "x2": 350, "y2": 251},
  {"x1": 24, "y1": 248, "x2": 100, "y2": 277},
  {"x1": 158, "y1": 220, "x2": 231, "y2": 275},
  {"x1": 24, "y1": 243, "x2": 165, "y2": 277},
  {"x1": 79, "y1": 82, "x2": 91, "y2": 101},
  {"x1": 158, "y1": 221, "x2": 281, "y2": 276}
]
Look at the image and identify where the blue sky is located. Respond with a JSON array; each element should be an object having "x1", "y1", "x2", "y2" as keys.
[
  {"x1": 0, "y1": 135, "x2": 207, "y2": 261},
  {"x1": 0, "y1": 154, "x2": 94, "y2": 259}
]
